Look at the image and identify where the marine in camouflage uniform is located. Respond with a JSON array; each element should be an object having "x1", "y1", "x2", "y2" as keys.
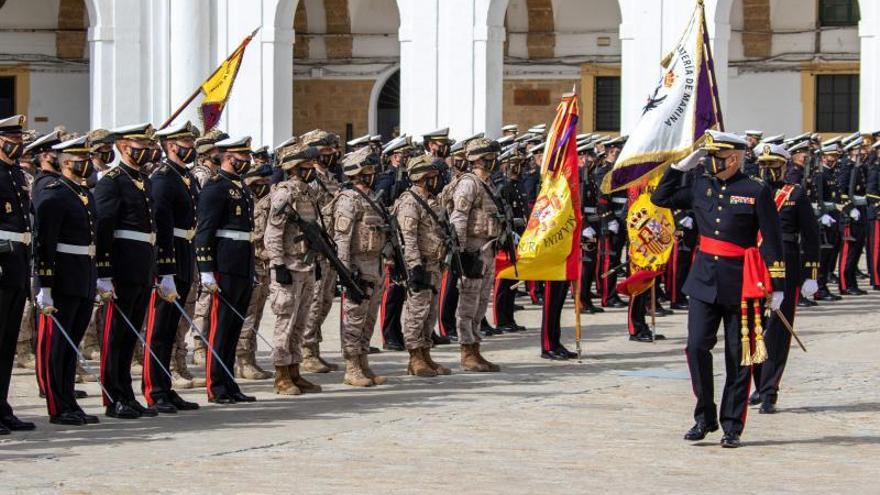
[
  {"x1": 264, "y1": 144, "x2": 323, "y2": 395},
  {"x1": 450, "y1": 138, "x2": 502, "y2": 372},
  {"x1": 300, "y1": 130, "x2": 343, "y2": 373},
  {"x1": 233, "y1": 165, "x2": 273, "y2": 381},
  {"x1": 396, "y1": 155, "x2": 451, "y2": 377},
  {"x1": 333, "y1": 148, "x2": 387, "y2": 387}
]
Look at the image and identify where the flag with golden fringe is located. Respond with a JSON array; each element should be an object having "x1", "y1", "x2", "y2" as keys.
[
  {"x1": 600, "y1": 0, "x2": 723, "y2": 193},
  {"x1": 199, "y1": 28, "x2": 259, "y2": 131},
  {"x1": 497, "y1": 93, "x2": 581, "y2": 281}
]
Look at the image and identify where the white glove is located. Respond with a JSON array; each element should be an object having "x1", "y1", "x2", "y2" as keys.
[
  {"x1": 850, "y1": 208, "x2": 861, "y2": 221},
  {"x1": 513, "y1": 232, "x2": 521, "y2": 245},
  {"x1": 678, "y1": 216, "x2": 694, "y2": 230},
  {"x1": 607, "y1": 220, "x2": 620, "y2": 234},
  {"x1": 819, "y1": 214, "x2": 835, "y2": 227},
  {"x1": 769, "y1": 291, "x2": 784, "y2": 311},
  {"x1": 200, "y1": 272, "x2": 219, "y2": 293},
  {"x1": 36, "y1": 288, "x2": 56, "y2": 314},
  {"x1": 671, "y1": 148, "x2": 707, "y2": 172},
  {"x1": 96, "y1": 277, "x2": 115, "y2": 301},
  {"x1": 801, "y1": 279, "x2": 819, "y2": 298},
  {"x1": 157, "y1": 275, "x2": 178, "y2": 302},
  {"x1": 582, "y1": 226, "x2": 596, "y2": 240}
]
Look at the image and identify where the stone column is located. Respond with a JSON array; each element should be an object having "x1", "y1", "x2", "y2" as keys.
[
  {"x1": 168, "y1": 0, "x2": 211, "y2": 127},
  {"x1": 397, "y1": 0, "x2": 440, "y2": 137},
  {"x1": 859, "y1": 0, "x2": 880, "y2": 132}
]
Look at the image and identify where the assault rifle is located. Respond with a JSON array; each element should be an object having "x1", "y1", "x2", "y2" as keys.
[
  {"x1": 353, "y1": 188, "x2": 409, "y2": 284},
  {"x1": 279, "y1": 203, "x2": 368, "y2": 304},
  {"x1": 406, "y1": 190, "x2": 464, "y2": 282},
  {"x1": 479, "y1": 181, "x2": 521, "y2": 277}
]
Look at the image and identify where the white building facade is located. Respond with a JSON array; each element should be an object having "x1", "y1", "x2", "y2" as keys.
[{"x1": 0, "y1": 0, "x2": 875, "y2": 145}]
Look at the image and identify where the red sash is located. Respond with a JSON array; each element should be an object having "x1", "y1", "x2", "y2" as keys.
[{"x1": 699, "y1": 235, "x2": 772, "y2": 299}]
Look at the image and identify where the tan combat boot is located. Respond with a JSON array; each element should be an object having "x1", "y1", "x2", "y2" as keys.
[
  {"x1": 80, "y1": 332, "x2": 101, "y2": 361},
  {"x1": 236, "y1": 352, "x2": 273, "y2": 380},
  {"x1": 76, "y1": 361, "x2": 97, "y2": 383},
  {"x1": 192, "y1": 347, "x2": 207, "y2": 366},
  {"x1": 175, "y1": 353, "x2": 207, "y2": 388},
  {"x1": 131, "y1": 342, "x2": 144, "y2": 375},
  {"x1": 301, "y1": 345, "x2": 331, "y2": 374},
  {"x1": 460, "y1": 344, "x2": 489, "y2": 372},
  {"x1": 407, "y1": 348, "x2": 437, "y2": 377},
  {"x1": 422, "y1": 347, "x2": 451, "y2": 376},
  {"x1": 473, "y1": 343, "x2": 501, "y2": 372},
  {"x1": 359, "y1": 354, "x2": 387, "y2": 385},
  {"x1": 343, "y1": 356, "x2": 373, "y2": 387},
  {"x1": 274, "y1": 365, "x2": 301, "y2": 395},
  {"x1": 290, "y1": 364, "x2": 322, "y2": 393},
  {"x1": 170, "y1": 353, "x2": 194, "y2": 389},
  {"x1": 15, "y1": 341, "x2": 35, "y2": 370},
  {"x1": 316, "y1": 345, "x2": 340, "y2": 372}
]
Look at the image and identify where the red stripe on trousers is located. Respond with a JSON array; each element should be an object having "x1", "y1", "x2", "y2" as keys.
[
  {"x1": 206, "y1": 292, "x2": 219, "y2": 400},
  {"x1": 100, "y1": 302, "x2": 114, "y2": 406},
  {"x1": 438, "y1": 270, "x2": 448, "y2": 336},
  {"x1": 627, "y1": 297, "x2": 636, "y2": 335},
  {"x1": 840, "y1": 226, "x2": 850, "y2": 291},
  {"x1": 379, "y1": 271, "x2": 390, "y2": 343},
  {"x1": 142, "y1": 289, "x2": 158, "y2": 405},
  {"x1": 35, "y1": 314, "x2": 46, "y2": 396},
  {"x1": 44, "y1": 318, "x2": 58, "y2": 416},
  {"x1": 601, "y1": 238, "x2": 610, "y2": 305},
  {"x1": 873, "y1": 221, "x2": 880, "y2": 283},
  {"x1": 492, "y1": 277, "x2": 501, "y2": 327},
  {"x1": 541, "y1": 283, "x2": 551, "y2": 352}
]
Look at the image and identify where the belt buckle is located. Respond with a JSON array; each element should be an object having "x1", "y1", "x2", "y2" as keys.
[
  {"x1": 149, "y1": 232, "x2": 157, "y2": 245},
  {"x1": 188, "y1": 229, "x2": 195, "y2": 240},
  {"x1": 22, "y1": 232, "x2": 32, "y2": 245},
  {"x1": 249, "y1": 232, "x2": 255, "y2": 242},
  {"x1": 88, "y1": 245, "x2": 96, "y2": 257}
]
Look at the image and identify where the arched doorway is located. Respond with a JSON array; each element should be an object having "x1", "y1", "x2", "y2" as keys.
[{"x1": 375, "y1": 70, "x2": 400, "y2": 142}]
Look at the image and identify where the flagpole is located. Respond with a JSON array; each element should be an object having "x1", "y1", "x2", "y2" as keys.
[
  {"x1": 650, "y1": 280, "x2": 657, "y2": 343},
  {"x1": 574, "y1": 278, "x2": 582, "y2": 361},
  {"x1": 159, "y1": 27, "x2": 260, "y2": 130}
]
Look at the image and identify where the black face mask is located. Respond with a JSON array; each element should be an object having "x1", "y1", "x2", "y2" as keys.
[
  {"x1": 298, "y1": 167, "x2": 316, "y2": 183},
  {"x1": 210, "y1": 154, "x2": 222, "y2": 166},
  {"x1": 318, "y1": 152, "x2": 338, "y2": 168},
  {"x1": 452, "y1": 158, "x2": 467, "y2": 172},
  {"x1": 508, "y1": 163, "x2": 522, "y2": 177},
  {"x1": 71, "y1": 159, "x2": 94, "y2": 178},
  {"x1": 2, "y1": 141, "x2": 23, "y2": 161},
  {"x1": 708, "y1": 156, "x2": 727, "y2": 175},
  {"x1": 433, "y1": 144, "x2": 449, "y2": 159},
  {"x1": 482, "y1": 157, "x2": 499, "y2": 172},
  {"x1": 176, "y1": 146, "x2": 196, "y2": 165},
  {"x1": 425, "y1": 175, "x2": 442, "y2": 195},
  {"x1": 129, "y1": 147, "x2": 150, "y2": 166},
  {"x1": 97, "y1": 150, "x2": 115, "y2": 164},
  {"x1": 361, "y1": 173, "x2": 376, "y2": 189},
  {"x1": 760, "y1": 165, "x2": 784, "y2": 184},
  {"x1": 251, "y1": 183, "x2": 270, "y2": 199},
  {"x1": 149, "y1": 148, "x2": 162, "y2": 163},
  {"x1": 231, "y1": 158, "x2": 251, "y2": 175},
  {"x1": 43, "y1": 154, "x2": 60, "y2": 171}
]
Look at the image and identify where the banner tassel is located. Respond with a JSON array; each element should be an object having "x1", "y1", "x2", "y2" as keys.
[
  {"x1": 751, "y1": 299, "x2": 768, "y2": 364},
  {"x1": 740, "y1": 300, "x2": 752, "y2": 366}
]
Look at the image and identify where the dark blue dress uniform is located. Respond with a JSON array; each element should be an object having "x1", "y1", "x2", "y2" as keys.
[
  {"x1": 143, "y1": 158, "x2": 199, "y2": 407},
  {"x1": 752, "y1": 174, "x2": 819, "y2": 408},
  {"x1": 0, "y1": 115, "x2": 32, "y2": 427},
  {"x1": 652, "y1": 157, "x2": 785, "y2": 441},
  {"x1": 865, "y1": 152, "x2": 880, "y2": 288},
  {"x1": 813, "y1": 158, "x2": 842, "y2": 298},
  {"x1": 34, "y1": 170, "x2": 97, "y2": 422},
  {"x1": 836, "y1": 152, "x2": 868, "y2": 294},
  {"x1": 94, "y1": 157, "x2": 157, "y2": 412},
  {"x1": 667, "y1": 199, "x2": 698, "y2": 309},
  {"x1": 594, "y1": 160, "x2": 627, "y2": 307},
  {"x1": 578, "y1": 162, "x2": 603, "y2": 312},
  {"x1": 494, "y1": 173, "x2": 527, "y2": 332},
  {"x1": 195, "y1": 166, "x2": 255, "y2": 402}
]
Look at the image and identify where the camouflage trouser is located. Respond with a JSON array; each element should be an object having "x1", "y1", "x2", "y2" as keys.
[
  {"x1": 191, "y1": 287, "x2": 213, "y2": 353},
  {"x1": 81, "y1": 303, "x2": 108, "y2": 353},
  {"x1": 403, "y1": 271, "x2": 440, "y2": 350},
  {"x1": 456, "y1": 249, "x2": 495, "y2": 345},
  {"x1": 19, "y1": 299, "x2": 34, "y2": 345},
  {"x1": 270, "y1": 269, "x2": 315, "y2": 366},
  {"x1": 238, "y1": 262, "x2": 269, "y2": 357},
  {"x1": 341, "y1": 259, "x2": 382, "y2": 359},
  {"x1": 172, "y1": 278, "x2": 198, "y2": 362},
  {"x1": 304, "y1": 260, "x2": 336, "y2": 347}
]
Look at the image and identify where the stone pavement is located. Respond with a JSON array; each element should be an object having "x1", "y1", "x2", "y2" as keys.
[{"x1": 1, "y1": 289, "x2": 879, "y2": 494}]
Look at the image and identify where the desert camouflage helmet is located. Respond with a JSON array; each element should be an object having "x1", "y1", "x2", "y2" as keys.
[
  {"x1": 465, "y1": 137, "x2": 500, "y2": 161},
  {"x1": 278, "y1": 143, "x2": 319, "y2": 171},
  {"x1": 341, "y1": 146, "x2": 380, "y2": 177},
  {"x1": 406, "y1": 154, "x2": 438, "y2": 181}
]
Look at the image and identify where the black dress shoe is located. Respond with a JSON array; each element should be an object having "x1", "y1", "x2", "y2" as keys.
[
  {"x1": 0, "y1": 424, "x2": 8, "y2": 435},
  {"x1": 105, "y1": 402, "x2": 141, "y2": 419},
  {"x1": 720, "y1": 432, "x2": 742, "y2": 448},
  {"x1": 629, "y1": 331, "x2": 654, "y2": 343},
  {"x1": 671, "y1": 301, "x2": 689, "y2": 310},
  {"x1": 554, "y1": 345, "x2": 578, "y2": 359},
  {"x1": 804, "y1": 298, "x2": 818, "y2": 306},
  {"x1": 814, "y1": 291, "x2": 834, "y2": 301},
  {"x1": 513, "y1": 304, "x2": 525, "y2": 311},
  {"x1": 368, "y1": 346, "x2": 381, "y2": 354},
  {"x1": 797, "y1": 298, "x2": 811, "y2": 307},
  {"x1": 431, "y1": 333, "x2": 451, "y2": 345},
  {"x1": 842, "y1": 288, "x2": 867, "y2": 296},
  {"x1": 759, "y1": 402, "x2": 777, "y2": 414},
  {"x1": 74, "y1": 410, "x2": 100, "y2": 424},
  {"x1": 75, "y1": 390, "x2": 88, "y2": 399},
  {"x1": 50, "y1": 411, "x2": 85, "y2": 426},
  {"x1": 654, "y1": 306, "x2": 673, "y2": 317},
  {"x1": 446, "y1": 334, "x2": 459, "y2": 343},
  {"x1": 0, "y1": 414, "x2": 36, "y2": 431},
  {"x1": 829, "y1": 293, "x2": 843, "y2": 300},
  {"x1": 231, "y1": 391, "x2": 256, "y2": 403},
  {"x1": 498, "y1": 324, "x2": 522, "y2": 333},
  {"x1": 684, "y1": 422, "x2": 719, "y2": 441},
  {"x1": 209, "y1": 394, "x2": 236, "y2": 404},
  {"x1": 873, "y1": 286, "x2": 880, "y2": 291},
  {"x1": 481, "y1": 320, "x2": 502, "y2": 335},
  {"x1": 540, "y1": 350, "x2": 568, "y2": 360},
  {"x1": 581, "y1": 305, "x2": 604, "y2": 314},
  {"x1": 382, "y1": 342, "x2": 405, "y2": 351},
  {"x1": 603, "y1": 298, "x2": 627, "y2": 308},
  {"x1": 749, "y1": 391, "x2": 762, "y2": 405},
  {"x1": 152, "y1": 398, "x2": 178, "y2": 414},
  {"x1": 169, "y1": 391, "x2": 200, "y2": 411},
  {"x1": 127, "y1": 400, "x2": 158, "y2": 417}
]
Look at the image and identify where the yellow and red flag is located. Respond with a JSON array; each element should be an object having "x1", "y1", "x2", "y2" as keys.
[
  {"x1": 497, "y1": 93, "x2": 581, "y2": 281},
  {"x1": 199, "y1": 28, "x2": 259, "y2": 131}
]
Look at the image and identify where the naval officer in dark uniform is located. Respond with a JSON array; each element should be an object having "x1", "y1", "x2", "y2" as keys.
[
  {"x1": 0, "y1": 115, "x2": 37, "y2": 434},
  {"x1": 195, "y1": 136, "x2": 257, "y2": 404},
  {"x1": 33, "y1": 136, "x2": 100, "y2": 426},
  {"x1": 749, "y1": 143, "x2": 819, "y2": 414},
  {"x1": 94, "y1": 123, "x2": 160, "y2": 419},
  {"x1": 142, "y1": 121, "x2": 201, "y2": 413},
  {"x1": 651, "y1": 130, "x2": 786, "y2": 448}
]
